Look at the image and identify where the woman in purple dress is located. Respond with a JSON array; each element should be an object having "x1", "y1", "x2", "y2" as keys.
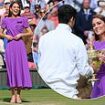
[
  {"x1": 91, "y1": 14, "x2": 105, "y2": 98},
  {"x1": 0, "y1": 1, "x2": 33, "y2": 103}
]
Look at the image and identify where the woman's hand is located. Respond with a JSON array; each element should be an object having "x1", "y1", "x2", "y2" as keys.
[
  {"x1": 97, "y1": 51, "x2": 105, "y2": 63},
  {"x1": 6, "y1": 35, "x2": 14, "y2": 40},
  {"x1": 13, "y1": 34, "x2": 22, "y2": 40}
]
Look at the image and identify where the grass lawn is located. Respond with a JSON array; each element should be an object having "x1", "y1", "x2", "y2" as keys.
[{"x1": 0, "y1": 89, "x2": 105, "y2": 105}]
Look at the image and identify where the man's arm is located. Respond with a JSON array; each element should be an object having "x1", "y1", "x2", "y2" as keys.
[{"x1": 75, "y1": 39, "x2": 94, "y2": 77}]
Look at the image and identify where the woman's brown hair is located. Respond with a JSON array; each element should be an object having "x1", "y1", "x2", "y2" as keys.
[{"x1": 92, "y1": 14, "x2": 105, "y2": 40}]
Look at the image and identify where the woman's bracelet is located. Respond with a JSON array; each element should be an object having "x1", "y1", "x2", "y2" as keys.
[{"x1": 2, "y1": 34, "x2": 6, "y2": 38}]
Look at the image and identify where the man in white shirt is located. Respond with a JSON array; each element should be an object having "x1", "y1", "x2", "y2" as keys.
[{"x1": 38, "y1": 4, "x2": 94, "y2": 99}]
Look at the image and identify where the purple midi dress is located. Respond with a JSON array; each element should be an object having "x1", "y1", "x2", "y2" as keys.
[
  {"x1": 1, "y1": 17, "x2": 32, "y2": 88},
  {"x1": 91, "y1": 41, "x2": 105, "y2": 98}
]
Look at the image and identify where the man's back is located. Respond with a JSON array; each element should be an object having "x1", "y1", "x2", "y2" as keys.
[
  {"x1": 38, "y1": 5, "x2": 93, "y2": 99},
  {"x1": 38, "y1": 23, "x2": 92, "y2": 98}
]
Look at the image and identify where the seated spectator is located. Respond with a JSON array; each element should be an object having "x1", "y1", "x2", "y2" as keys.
[
  {"x1": 34, "y1": 13, "x2": 55, "y2": 40},
  {"x1": 48, "y1": 6, "x2": 59, "y2": 27},
  {"x1": 75, "y1": 0, "x2": 95, "y2": 44},
  {"x1": 30, "y1": 0, "x2": 46, "y2": 13},
  {"x1": 21, "y1": 3, "x2": 36, "y2": 54},
  {"x1": 94, "y1": 0, "x2": 105, "y2": 16},
  {"x1": 0, "y1": 0, "x2": 10, "y2": 17},
  {"x1": 0, "y1": 39, "x2": 5, "y2": 69},
  {"x1": 21, "y1": 3, "x2": 36, "y2": 26},
  {"x1": 34, "y1": 4, "x2": 43, "y2": 24}
]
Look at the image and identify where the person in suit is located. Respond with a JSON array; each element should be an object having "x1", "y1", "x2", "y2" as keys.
[{"x1": 75, "y1": 0, "x2": 95, "y2": 44}]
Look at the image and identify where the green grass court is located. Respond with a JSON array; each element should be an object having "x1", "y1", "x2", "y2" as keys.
[{"x1": 0, "y1": 89, "x2": 105, "y2": 105}]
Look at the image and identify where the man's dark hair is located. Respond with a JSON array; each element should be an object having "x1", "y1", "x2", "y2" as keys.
[{"x1": 58, "y1": 5, "x2": 77, "y2": 24}]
